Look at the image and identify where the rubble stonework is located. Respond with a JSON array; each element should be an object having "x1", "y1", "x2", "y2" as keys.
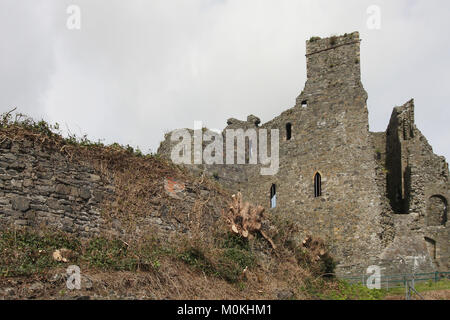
[
  {"x1": 0, "y1": 135, "x2": 227, "y2": 241},
  {"x1": 0, "y1": 139, "x2": 110, "y2": 238},
  {"x1": 158, "y1": 32, "x2": 449, "y2": 276}
]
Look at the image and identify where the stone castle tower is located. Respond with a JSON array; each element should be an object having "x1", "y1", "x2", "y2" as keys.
[{"x1": 158, "y1": 32, "x2": 449, "y2": 276}]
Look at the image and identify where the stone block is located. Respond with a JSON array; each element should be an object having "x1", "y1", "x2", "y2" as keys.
[
  {"x1": 11, "y1": 196, "x2": 30, "y2": 212},
  {"x1": 79, "y1": 187, "x2": 91, "y2": 200}
]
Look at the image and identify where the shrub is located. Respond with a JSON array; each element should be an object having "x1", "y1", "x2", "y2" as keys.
[
  {"x1": 219, "y1": 233, "x2": 250, "y2": 251},
  {"x1": 179, "y1": 233, "x2": 256, "y2": 284},
  {"x1": 215, "y1": 248, "x2": 254, "y2": 283},
  {"x1": 330, "y1": 36, "x2": 338, "y2": 46},
  {"x1": 179, "y1": 246, "x2": 216, "y2": 275}
]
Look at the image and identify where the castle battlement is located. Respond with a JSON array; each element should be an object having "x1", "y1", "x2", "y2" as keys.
[{"x1": 302, "y1": 32, "x2": 363, "y2": 95}]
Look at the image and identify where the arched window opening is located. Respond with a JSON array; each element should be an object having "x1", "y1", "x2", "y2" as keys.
[
  {"x1": 314, "y1": 173, "x2": 322, "y2": 198},
  {"x1": 286, "y1": 123, "x2": 292, "y2": 141},
  {"x1": 270, "y1": 184, "x2": 277, "y2": 208}
]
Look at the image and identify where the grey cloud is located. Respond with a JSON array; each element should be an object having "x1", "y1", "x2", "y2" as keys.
[{"x1": 0, "y1": 0, "x2": 448, "y2": 158}]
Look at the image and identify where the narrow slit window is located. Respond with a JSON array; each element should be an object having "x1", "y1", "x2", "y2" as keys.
[
  {"x1": 314, "y1": 173, "x2": 322, "y2": 197},
  {"x1": 301, "y1": 100, "x2": 308, "y2": 108},
  {"x1": 270, "y1": 184, "x2": 277, "y2": 208},
  {"x1": 286, "y1": 123, "x2": 292, "y2": 141}
]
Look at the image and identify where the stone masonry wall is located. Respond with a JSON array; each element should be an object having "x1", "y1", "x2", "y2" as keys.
[
  {"x1": 157, "y1": 32, "x2": 449, "y2": 276},
  {"x1": 0, "y1": 134, "x2": 229, "y2": 241},
  {"x1": 157, "y1": 117, "x2": 260, "y2": 192},
  {"x1": 383, "y1": 100, "x2": 449, "y2": 271},
  {"x1": 0, "y1": 138, "x2": 111, "y2": 238},
  {"x1": 242, "y1": 32, "x2": 391, "y2": 276}
]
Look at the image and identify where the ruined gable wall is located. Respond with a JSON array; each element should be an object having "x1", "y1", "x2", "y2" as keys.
[{"x1": 383, "y1": 100, "x2": 449, "y2": 271}]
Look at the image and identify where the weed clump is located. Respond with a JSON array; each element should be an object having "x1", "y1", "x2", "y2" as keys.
[
  {"x1": 178, "y1": 233, "x2": 256, "y2": 284},
  {"x1": 0, "y1": 230, "x2": 167, "y2": 277},
  {"x1": 330, "y1": 36, "x2": 338, "y2": 46}
]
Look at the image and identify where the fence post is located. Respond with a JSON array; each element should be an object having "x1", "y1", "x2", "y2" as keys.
[
  {"x1": 435, "y1": 271, "x2": 439, "y2": 283},
  {"x1": 405, "y1": 279, "x2": 409, "y2": 300}
]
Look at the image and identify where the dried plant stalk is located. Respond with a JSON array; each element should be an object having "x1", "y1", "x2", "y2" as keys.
[{"x1": 224, "y1": 192, "x2": 276, "y2": 249}]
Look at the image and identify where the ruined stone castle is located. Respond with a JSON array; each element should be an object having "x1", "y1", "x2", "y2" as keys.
[{"x1": 158, "y1": 32, "x2": 449, "y2": 276}]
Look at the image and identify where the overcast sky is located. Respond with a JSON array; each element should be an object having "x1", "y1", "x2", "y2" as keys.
[{"x1": 1, "y1": 0, "x2": 449, "y2": 159}]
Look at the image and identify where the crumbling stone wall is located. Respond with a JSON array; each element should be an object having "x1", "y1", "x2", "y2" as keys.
[
  {"x1": 0, "y1": 135, "x2": 228, "y2": 241},
  {"x1": 158, "y1": 32, "x2": 449, "y2": 276},
  {"x1": 243, "y1": 33, "x2": 390, "y2": 275},
  {"x1": 157, "y1": 116, "x2": 261, "y2": 192},
  {"x1": 0, "y1": 138, "x2": 110, "y2": 238},
  {"x1": 383, "y1": 100, "x2": 449, "y2": 270}
]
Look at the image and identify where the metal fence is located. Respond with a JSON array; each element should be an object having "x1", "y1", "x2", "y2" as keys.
[{"x1": 340, "y1": 271, "x2": 450, "y2": 290}]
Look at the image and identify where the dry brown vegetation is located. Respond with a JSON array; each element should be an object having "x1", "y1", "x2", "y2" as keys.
[
  {"x1": 0, "y1": 111, "x2": 339, "y2": 300},
  {"x1": 224, "y1": 192, "x2": 276, "y2": 249}
]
